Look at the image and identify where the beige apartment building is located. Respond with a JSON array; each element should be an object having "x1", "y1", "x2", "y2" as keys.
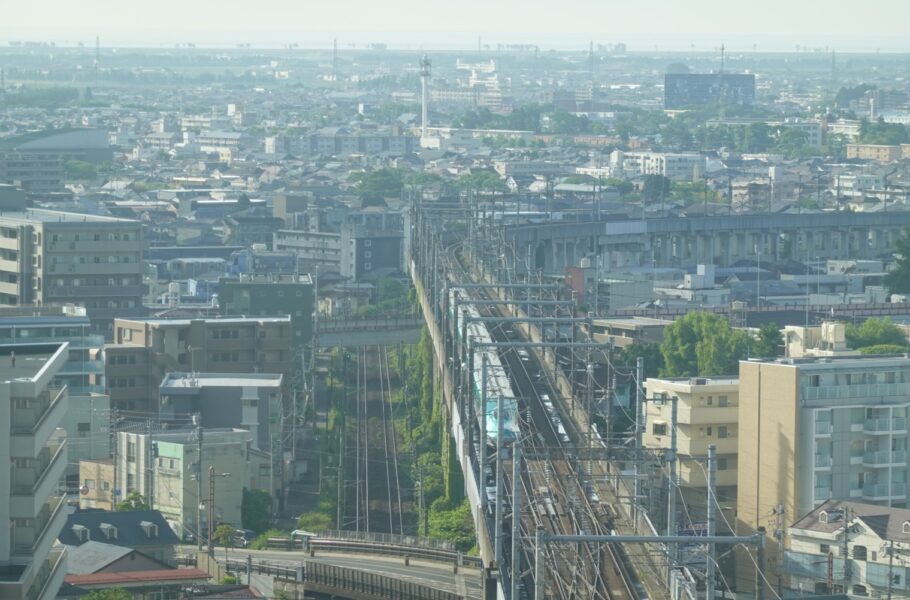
[
  {"x1": 0, "y1": 343, "x2": 70, "y2": 600},
  {"x1": 0, "y1": 209, "x2": 144, "y2": 334},
  {"x1": 105, "y1": 316, "x2": 293, "y2": 413},
  {"x1": 737, "y1": 355, "x2": 910, "y2": 594},
  {"x1": 644, "y1": 376, "x2": 739, "y2": 531}
]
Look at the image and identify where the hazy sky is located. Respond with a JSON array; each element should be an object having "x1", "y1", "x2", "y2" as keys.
[{"x1": 2, "y1": 0, "x2": 908, "y2": 51}]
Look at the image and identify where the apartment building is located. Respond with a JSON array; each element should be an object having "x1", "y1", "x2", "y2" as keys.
[
  {"x1": 0, "y1": 309, "x2": 108, "y2": 486},
  {"x1": 158, "y1": 372, "x2": 282, "y2": 451},
  {"x1": 106, "y1": 316, "x2": 293, "y2": 413},
  {"x1": 737, "y1": 355, "x2": 910, "y2": 592},
  {"x1": 78, "y1": 459, "x2": 115, "y2": 511},
  {"x1": 272, "y1": 229, "x2": 342, "y2": 273},
  {"x1": 218, "y1": 274, "x2": 314, "y2": 348},
  {"x1": 0, "y1": 209, "x2": 144, "y2": 334},
  {"x1": 786, "y1": 500, "x2": 910, "y2": 597},
  {"x1": 114, "y1": 428, "x2": 269, "y2": 540},
  {"x1": 846, "y1": 144, "x2": 904, "y2": 164},
  {"x1": 0, "y1": 343, "x2": 70, "y2": 600},
  {"x1": 644, "y1": 377, "x2": 739, "y2": 530}
]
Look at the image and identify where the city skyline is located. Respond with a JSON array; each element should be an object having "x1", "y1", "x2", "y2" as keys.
[{"x1": 2, "y1": 0, "x2": 910, "y2": 52}]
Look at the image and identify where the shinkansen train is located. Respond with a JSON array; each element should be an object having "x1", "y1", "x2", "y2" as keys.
[{"x1": 449, "y1": 287, "x2": 520, "y2": 446}]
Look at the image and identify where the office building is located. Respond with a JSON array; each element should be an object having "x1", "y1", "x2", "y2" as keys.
[
  {"x1": 217, "y1": 274, "x2": 314, "y2": 348},
  {"x1": 664, "y1": 73, "x2": 756, "y2": 109},
  {"x1": 0, "y1": 209, "x2": 144, "y2": 334},
  {"x1": 0, "y1": 343, "x2": 70, "y2": 600},
  {"x1": 106, "y1": 316, "x2": 293, "y2": 413},
  {"x1": 737, "y1": 355, "x2": 910, "y2": 592},
  {"x1": 340, "y1": 224, "x2": 403, "y2": 281},
  {"x1": 644, "y1": 377, "x2": 739, "y2": 530},
  {"x1": 114, "y1": 428, "x2": 269, "y2": 540}
]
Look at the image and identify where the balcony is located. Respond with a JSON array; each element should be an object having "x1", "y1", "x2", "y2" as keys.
[
  {"x1": 11, "y1": 495, "x2": 66, "y2": 560},
  {"x1": 11, "y1": 387, "x2": 67, "y2": 457},
  {"x1": 804, "y1": 381, "x2": 910, "y2": 402},
  {"x1": 864, "y1": 450, "x2": 908, "y2": 466},
  {"x1": 26, "y1": 547, "x2": 66, "y2": 600},
  {"x1": 10, "y1": 443, "x2": 66, "y2": 519},
  {"x1": 815, "y1": 421, "x2": 833, "y2": 436},
  {"x1": 676, "y1": 404, "x2": 738, "y2": 425},
  {"x1": 862, "y1": 482, "x2": 906, "y2": 500},
  {"x1": 814, "y1": 454, "x2": 832, "y2": 469},
  {"x1": 864, "y1": 418, "x2": 908, "y2": 434},
  {"x1": 57, "y1": 359, "x2": 105, "y2": 375}
]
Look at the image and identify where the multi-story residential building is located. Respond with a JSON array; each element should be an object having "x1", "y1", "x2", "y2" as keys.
[
  {"x1": 0, "y1": 209, "x2": 145, "y2": 334},
  {"x1": 644, "y1": 377, "x2": 740, "y2": 531},
  {"x1": 786, "y1": 500, "x2": 910, "y2": 597},
  {"x1": 0, "y1": 309, "x2": 108, "y2": 486},
  {"x1": 159, "y1": 373, "x2": 282, "y2": 451},
  {"x1": 78, "y1": 459, "x2": 115, "y2": 511},
  {"x1": 737, "y1": 355, "x2": 910, "y2": 592},
  {"x1": 114, "y1": 428, "x2": 269, "y2": 540},
  {"x1": 846, "y1": 144, "x2": 904, "y2": 163},
  {"x1": 106, "y1": 316, "x2": 293, "y2": 413},
  {"x1": 0, "y1": 153, "x2": 64, "y2": 195},
  {"x1": 217, "y1": 274, "x2": 314, "y2": 348},
  {"x1": 340, "y1": 224, "x2": 403, "y2": 281},
  {"x1": 609, "y1": 150, "x2": 706, "y2": 181},
  {"x1": 272, "y1": 229, "x2": 342, "y2": 274},
  {"x1": 588, "y1": 316, "x2": 672, "y2": 348},
  {"x1": 664, "y1": 73, "x2": 756, "y2": 109},
  {"x1": 0, "y1": 342, "x2": 70, "y2": 600}
]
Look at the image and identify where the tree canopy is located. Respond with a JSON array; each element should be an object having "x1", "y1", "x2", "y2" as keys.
[
  {"x1": 884, "y1": 227, "x2": 910, "y2": 294},
  {"x1": 750, "y1": 322, "x2": 784, "y2": 358},
  {"x1": 84, "y1": 590, "x2": 132, "y2": 600},
  {"x1": 241, "y1": 488, "x2": 272, "y2": 534},
  {"x1": 845, "y1": 318, "x2": 907, "y2": 350},
  {"x1": 115, "y1": 491, "x2": 149, "y2": 511},
  {"x1": 641, "y1": 175, "x2": 672, "y2": 203},
  {"x1": 660, "y1": 312, "x2": 750, "y2": 377}
]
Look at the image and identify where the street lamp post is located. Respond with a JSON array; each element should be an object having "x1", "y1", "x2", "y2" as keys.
[{"x1": 203, "y1": 468, "x2": 231, "y2": 557}]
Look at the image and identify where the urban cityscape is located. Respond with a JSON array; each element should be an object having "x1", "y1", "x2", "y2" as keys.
[{"x1": 3, "y1": 4, "x2": 910, "y2": 600}]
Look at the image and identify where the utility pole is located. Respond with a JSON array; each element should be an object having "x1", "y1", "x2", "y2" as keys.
[
  {"x1": 511, "y1": 446, "x2": 521, "y2": 600},
  {"x1": 208, "y1": 466, "x2": 215, "y2": 557},
  {"x1": 775, "y1": 502, "x2": 785, "y2": 598},
  {"x1": 633, "y1": 356, "x2": 644, "y2": 532},
  {"x1": 534, "y1": 526, "x2": 545, "y2": 599},
  {"x1": 667, "y1": 395, "x2": 679, "y2": 583},
  {"x1": 479, "y1": 354, "x2": 488, "y2": 514},
  {"x1": 110, "y1": 408, "x2": 118, "y2": 511},
  {"x1": 146, "y1": 419, "x2": 154, "y2": 511},
  {"x1": 756, "y1": 526, "x2": 767, "y2": 600},
  {"x1": 195, "y1": 415, "x2": 203, "y2": 552},
  {"x1": 494, "y1": 390, "x2": 504, "y2": 568},
  {"x1": 843, "y1": 507, "x2": 852, "y2": 587},
  {"x1": 887, "y1": 538, "x2": 895, "y2": 600},
  {"x1": 706, "y1": 444, "x2": 717, "y2": 600}
]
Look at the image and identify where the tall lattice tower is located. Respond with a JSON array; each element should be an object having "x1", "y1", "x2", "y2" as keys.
[{"x1": 419, "y1": 55, "x2": 431, "y2": 140}]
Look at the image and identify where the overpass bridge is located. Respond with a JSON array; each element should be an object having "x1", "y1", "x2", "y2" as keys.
[
  {"x1": 315, "y1": 315, "x2": 423, "y2": 347},
  {"x1": 495, "y1": 211, "x2": 910, "y2": 273}
]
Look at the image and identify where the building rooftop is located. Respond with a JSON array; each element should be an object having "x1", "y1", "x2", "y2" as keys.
[
  {"x1": 121, "y1": 315, "x2": 291, "y2": 327},
  {"x1": 222, "y1": 273, "x2": 313, "y2": 285},
  {"x1": 160, "y1": 372, "x2": 283, "y2": 389},
  {"x1": 0, "y1": 208, "x2": 138, "y2": 225},
  {"x1": 59, "y1": 509, "x2": 181, "y2": 548},
  {"x1": 646, "y1": 376, "x2": 740, "y2": 388},
  {"x1": 0, "y1": 344, "x2": 63, "y2": 382},
  {"x1": 64, "y1": 568, "x2": 209, "y2": 587},
  {"x1": 65, "y1": 541, "x2": 137, "y2": 575},
  {"x1": 744, "y1": 354, "x2": 910, "y2": 370},
  {"x1": 792, "y1": 499, "x2": 910, "y2": 542}
]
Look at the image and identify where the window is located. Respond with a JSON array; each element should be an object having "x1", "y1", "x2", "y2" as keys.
[
  {"x1": 717, "y1": 458, "x2": 728, "y2": 470},
  {"x1": 718, "y1": 426, "x2": 729, "y2": 439},
  {"x1": 364, "y1": 239, "x2": 372, "y2": 247},
  {"x1": 706, "y1": 427, "x2": 713, "y2": 436},
  {"x1": 365, "y1": 251, "x2": 372, "y2": 259},
  {"x1": 810, "y1": 375, "x2": 820, "y2": 387},
  {"x1": 84, "y1": 479, "x2": 95, "y2": 489},
  {"x1": 853, "y1": 545, "x2": 867, "y2": 561},
  {"x1": 820, "y1": 544, "x2": 830, "y2": 554},
  {"x1": 652, "y1": 423, "x2": 667, "y2": 436},
  {"x1": 364, "y1": 262, "x2": 372, "y2": 270},
  {"x1": 718, "y1": 395, "x2": 729, "y2": 407},
  {"x1": 706, "y1": 396, "x2": 713, "y2": 406},
  {"x1": 904, "y1": 521, "x2": 910, "y2": 534}
]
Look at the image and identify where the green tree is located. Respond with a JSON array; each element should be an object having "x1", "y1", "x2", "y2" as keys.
[
  {"x1": 349, "y1": 168, "x2": 404, "y2": 205},
  {"x1": 213, "y1": 523, "x2": 236, "y2": 560},
  {"x1": 240, "y1": 488, "x2": 272, "y2": 534},
  {"x1": 660, "y1": 312, "x2": 749, "y2": 377},
  {"x1": 884, "y1": 227, "x2": 910, "y2": 294},
  {"x1": 296, "y1": 511, "x2": 332, "y2": 531},
  {"x1": 427, "y1": 498, "x2": 475, "y2": 552},
  {"x1": 614, "y1": 343, "x2": 664, "y2": 379},
  {"x1": 84, "y1": 590, "x2": 132, "y2": 600},
  {"x1": 859, "y1": 119, "x2": 909, "y2": 145},
  {"x1": 846, "y1": 318, "x2": 907, "y2": 350},
  {"x1": 859, "y1": 344, "x2": 908, "y2": 355},
  {"x1": 64, "y1": 160, "x2": 98, "y2": 180},
  {"x1": 750, "y1": 322, "x2": 784, "y2": 357},
  {"x1": 115, "y1": 491, "x2": 149, "y2": 511},
  {"x1": 641, "y1": 175, "x2": 671, "y2": 203},
  {"x1": 235, "y1": 193, "x2": 251, "y2": 211}
]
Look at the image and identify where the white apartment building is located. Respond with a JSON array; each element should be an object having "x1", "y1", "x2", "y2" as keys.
[{"x1": 0, "y1": 343, "x2": 70, "y2": 600}]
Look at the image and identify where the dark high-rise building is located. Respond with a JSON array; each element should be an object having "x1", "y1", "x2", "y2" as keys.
[{"x1": 664, "y1": 73, "x2": 756, "y2": 109}]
